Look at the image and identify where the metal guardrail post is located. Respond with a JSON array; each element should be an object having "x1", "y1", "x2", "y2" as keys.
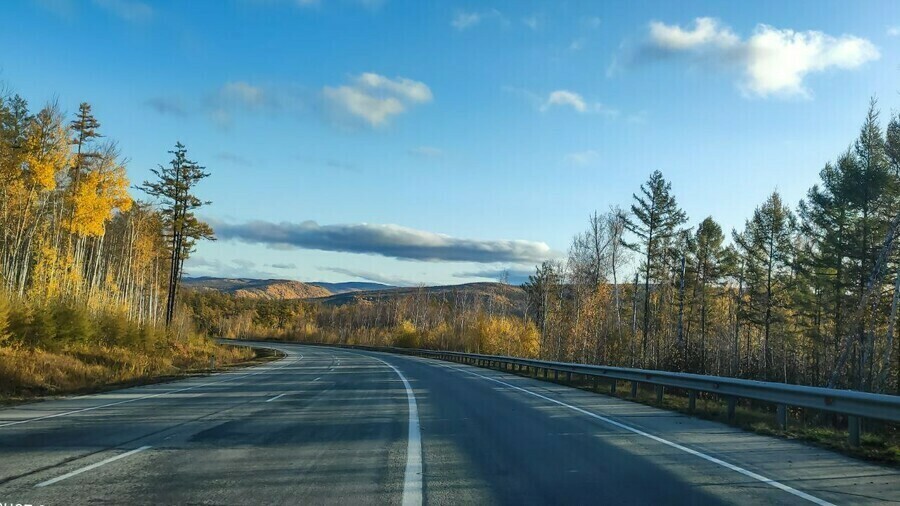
[
  {"x1": 727, "y1": 396, "x2": 736, "y2": 421},
  {"x1": 592, "y1": 377, "x2": 599, "y2": 391},
  {"x1": 610, "y1": 380, "x2": 617, "y2": 394},
  {"x1": 848, "y1": 416, "x2": 861, "y2": 447},
  {"x1": 656, "y1": 385, "x2": 664, "y2": 403},
  {"x1": 776, "y1": 404, "x2": 787, "y2": 430},
  {"x1": 554, "y1": 370, "x2": 559, "y2": 381},
  {"x1": 566, "y1": 372, "x2": 572, "y2": 382},
  {"x1": 631, "y1": 382, "x2": 639, "y2": 398},
  {"x1": 688, "y1": 390, "x2": 696, "y2": 413}
]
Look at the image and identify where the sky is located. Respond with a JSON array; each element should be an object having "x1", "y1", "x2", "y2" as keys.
[{"x1": 1, "y1": 0, "x2": 899, "y2": 286}]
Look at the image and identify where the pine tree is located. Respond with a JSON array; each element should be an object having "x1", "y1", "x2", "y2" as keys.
[
  {"x1": 735, "y1": 192, "x2": 796, "y2": 380},
  {"x1": 139, "y1": 143, "x2": 214, "y2": 327},
  {"x1": 69, "y1": 102, "x2": 101, "y2": 195},
  {"x1": 624, "y1": 170, "x2": 687, "y2": 366},
  {"x1": 688, "y1": 217, "x2": 725, "y2": 373}
]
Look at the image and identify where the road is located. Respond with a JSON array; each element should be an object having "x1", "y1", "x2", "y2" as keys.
[{"x1": 0, "y1": 341, "x2": 897, "y2": 505}]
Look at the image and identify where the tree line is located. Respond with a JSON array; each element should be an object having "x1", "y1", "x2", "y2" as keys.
[
  {"x1": 524, "y1": 100, "x2": 900, "y2": 393},
  {"x1": 0, "y1": 85, "x2": 212, "y2": 347}
]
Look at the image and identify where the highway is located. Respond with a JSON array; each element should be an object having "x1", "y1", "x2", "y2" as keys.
[{"x1": 0, "y1": 341, "x2": 897, "y2": 505}]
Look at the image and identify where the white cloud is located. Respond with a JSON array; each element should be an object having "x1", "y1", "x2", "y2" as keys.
[
  {"x1": 889, "y1": 26, "x2": 900, "y2": 37},
  {"x1": 649, "y1": 17, "x2": 738, "y2": 50},
  {"x1": 451, "y1": 9, "x2": 504, "y2": 31},
  {"x1": 522, "y1": 15, "x2": 539, "y2": 30},
  {"x1": 323, "y1": 73, "x2": 432, "y2": 127},
  {"x1": 355, "y1": 72, "x2": 432, "y2": 102},
  {"x1": 541, "y1": 90, "x2": 618, "y2": 116},
  {"x1": 213, "y1": 219, "x2": 554, "y2": 263},
  {"x1": 569, "y1": 38, "x2": 585, "y2": 51},
  {"x1": 408, "y1": 146, "x2": 444, "y2": 158},
  {"x1": 564, "y1": 150, "x2": 600, "y2": 166},
  {"x1": 543, "y1": 90, "x2": 588, "y2": 112},
  {"x1": 742, "y1": 26, "x2": 879, "y2": 97},
  {"x1": 644, "y1": 17, "x2": 880, "y2": 98}
]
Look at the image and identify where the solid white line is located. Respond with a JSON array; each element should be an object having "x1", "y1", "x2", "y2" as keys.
[
  {"x1": 451, "y1": 365, "x2": 833, "y2": 506},
  {"x1": 265, "y1": 393, "x2": 287, "y2": 402},
  {"x1": 362, "y1": 355, "x2": 423, "y2": 506},
  {"x1": 0, "y1": 354, "x2": 300, "y2": 428},
  {"x1": 35, "y1": 446, "x2": 152, "y2": 487}
]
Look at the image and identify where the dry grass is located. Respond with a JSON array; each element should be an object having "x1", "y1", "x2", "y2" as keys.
[{"x1": 0, "y1": 337, "x2": 257, "y2": 402}]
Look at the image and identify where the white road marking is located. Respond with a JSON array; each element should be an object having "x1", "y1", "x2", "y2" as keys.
[
  {"x1": 266, "y1": 393, "x2": 287, "y2": 402},
  {"x1": 35, "y1": 446, "x2": 152, "y2": 487},
  {"x1": 450, "y1": 365, "x2": 833, "y2": 506},
  {"x1": 353, "y1": 354, "x2": 423, "y2": 506},
  {"x1": 0, "y1": 354, "x2": 300, "y2": 428},
  {"x1": 313, "y1": 377, "x2": 321, "y2": 381}
]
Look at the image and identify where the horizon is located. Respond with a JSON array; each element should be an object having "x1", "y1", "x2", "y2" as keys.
[{"x1": 2, "y1": 0, "x2": 898, "y2": 286}]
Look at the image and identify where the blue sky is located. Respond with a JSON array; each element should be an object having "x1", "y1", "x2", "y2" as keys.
[{"x1": 2, "y1": 0, "x2": 899, "y2": 285}]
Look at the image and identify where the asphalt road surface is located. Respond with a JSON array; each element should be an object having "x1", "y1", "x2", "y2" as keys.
[{"x1": 1, "y1": 341, "x2": 898, "y2": 505}]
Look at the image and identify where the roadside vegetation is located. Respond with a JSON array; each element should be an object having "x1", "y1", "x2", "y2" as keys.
[{"x1": 0, "y1": 83, "x2": 250, "y2": 401}]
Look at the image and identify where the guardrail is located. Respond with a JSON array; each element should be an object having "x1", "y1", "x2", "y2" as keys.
[{"x1": 334, "y1": 344, "x2": 900, "y2": 447}]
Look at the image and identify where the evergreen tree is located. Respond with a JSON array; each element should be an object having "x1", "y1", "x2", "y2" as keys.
[
  {"x1": 624, "y1": 170, "x2": 687, "y2": 366},
  {"x1": 523, "y1": 261, "x2": 562, "y2": 359},
  {"x1": 687, "y1": 217, "x2": 725, "y2": 372},
  {"x1": 735, "y1": 192, "x2": 796, "y2": 380},
  {"x1": 69, "y1": 102, "x2": 101, "y2": 194},
  {"x1": 139, "y1": 143, "x2": 214, "y2": 327}
]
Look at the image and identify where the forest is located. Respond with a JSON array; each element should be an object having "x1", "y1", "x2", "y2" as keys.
[
  {"x1": 0, "y1": 85, "x2": 247, "y2": 398},
  {"x1": 187, "y1": 100, "x2": 900, "y2": 395}
]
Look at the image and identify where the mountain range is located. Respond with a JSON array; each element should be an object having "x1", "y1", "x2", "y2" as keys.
[
  {"x1": 181, "y1": 277, "x2": 525, "y2": 312},
  {"x1": 181, "y1": 277, "x2": 396, "y2": 300}
]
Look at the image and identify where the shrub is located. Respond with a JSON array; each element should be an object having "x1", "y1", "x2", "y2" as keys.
[
  {"x1": 52, "y1": 301, "x2": 95, "y2": 344},
  {"x1": 393, "y1": 320, "x2": 420, "y2": 348}
]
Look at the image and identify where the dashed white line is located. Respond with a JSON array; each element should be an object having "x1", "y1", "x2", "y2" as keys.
[
  {"x1": 265, "y1": 393, "x2": 287, "y2": 402},
  {"x1": 36, "y1": 446, "x2": 152, "y2": 487},
  {"x1": 448, "y1": 364, "x2": 833, "y2": 506}
]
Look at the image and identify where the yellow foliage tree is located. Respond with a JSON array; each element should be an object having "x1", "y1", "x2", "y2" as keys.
[{"x1": 69, "y1": 161, "x2": 132, "y2": 237}]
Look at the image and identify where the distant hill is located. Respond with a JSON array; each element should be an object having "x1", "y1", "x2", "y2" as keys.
[
  {"x1": 182, "y1": 277, "x2": 332, "y2": 300},
  {"x1": 313, "y1": 282, "x2": 526, "y2": 314},
  {"x1": 182, "y1": 278, "x2": 521, "y2": 311},
  {"x1": 309, "y1": 282, "x2": 396, "y2": 294}
]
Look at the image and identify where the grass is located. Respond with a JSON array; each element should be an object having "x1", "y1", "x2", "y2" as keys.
[
  {"x1": 492, "y1": 365, "x2": 900, "y2": 466},
  {"x1": 0, "y1": 337, "x2": 276, "y2": 404}
]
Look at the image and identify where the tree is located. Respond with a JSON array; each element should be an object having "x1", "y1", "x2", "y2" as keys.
[
  {"x1": 139, "y1": 143, "x2": 214, "y2": 327},
  {"x1": 624, "y1": 170, "x2": 687, "y2": 366},
  {"x1": 69, "y1": 102, "x2": 101, "y2": 194},
  {"x1": 734, "y1": 191, "x2": 796, "y2": 380},
  {"x1": 687, "y1": 217, "x2": 726, "y2": 372},
  {"x1": 523, "y1": 261, "x2": 562, "y2": 359}
]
